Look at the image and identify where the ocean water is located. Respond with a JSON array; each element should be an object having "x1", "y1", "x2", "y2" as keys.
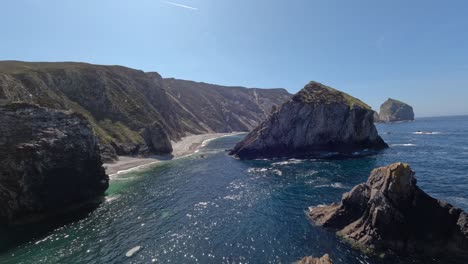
[{"x1": 1, "y1": 116, "x2": 468, "y2": 264}]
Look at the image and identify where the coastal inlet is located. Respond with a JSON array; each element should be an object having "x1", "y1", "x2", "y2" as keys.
[{"x1": 0, "y1": 116, "x2": 467, "y2": 263}]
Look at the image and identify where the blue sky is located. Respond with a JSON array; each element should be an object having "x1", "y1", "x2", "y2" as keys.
[{"x1": 1, "y1": 0, "x2": 467, "y2": 117}]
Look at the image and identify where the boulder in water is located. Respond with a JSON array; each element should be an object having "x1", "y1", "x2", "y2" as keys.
[
  {"x1": 308, "y1": 163, "x2": 468, "y2": 257},
  {"x1": 296, "y1": 254, "x2": 333, "y2": 264}
]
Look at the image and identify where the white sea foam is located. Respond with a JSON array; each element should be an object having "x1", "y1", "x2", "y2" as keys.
[
  {"x1": 315, "y1": 182, "x2": 347, "y2": 189},
  {"x1": 413, "y1": 131, "x2": 441, "y2": 135},
  {"x1": 247, "y1": 168, "x2": 268, "y2": 173},
  {"x1": 223, "y1": 194, "x2": 242, "y2": 201},
  {"x1": 272, "y1": 169, "x2": 283, "y2": 176},
  {"x1": 391, "y1": 143, "x2": 417, "y2": 147},
  {"x1": 272, "y1": 159, "x2": 304, "y2": 166},
  {"x1": 105, "y1": 195, "x2": 120, "y2": 203}
]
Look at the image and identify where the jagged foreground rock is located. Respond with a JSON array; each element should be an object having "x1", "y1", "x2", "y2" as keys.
[
  {"x1": 296, "y1": 254, "x2": 333, "y2": 264},
  {"x1": 377, "y1": 98, "x2": 414, "y2": 122},
  {"x1": 0, "y1": 61, "x2": 290, "y2": 162},
  {"x1": 309, "y1": 163, "x2": 468, "y2": 257},
  {"x1": 230, "y1": 81, "x2": 388, "y2": 159},
  {"x1": 0, "y1": 103, "x2": 109, "y2": 225}
]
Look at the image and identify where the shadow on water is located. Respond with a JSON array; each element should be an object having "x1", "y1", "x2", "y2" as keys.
[{"x1": 0, "y1": 198, "x2": 103, "y2": 253}]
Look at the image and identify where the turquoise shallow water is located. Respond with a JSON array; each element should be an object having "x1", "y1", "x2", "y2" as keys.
[{"x1": 1, "y1": 116, "x2": 467, "y2": 263}]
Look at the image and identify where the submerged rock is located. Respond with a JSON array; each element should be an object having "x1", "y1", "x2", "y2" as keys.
[
  {"x1": 378, "y1": 98, "x2": 414, "y2": 122},
  {"x1": 297, "y1": 254, "x2": 333, "y2": 264},
  {"x1": 0, "y1": 103, "x2": 109, "y2": 225},
  {"x1": 230, "y1": 81, "x2": 388, "y2": 159},
  {"x1": 308, "y1": 163, "x2": 468, "y2": 257}
]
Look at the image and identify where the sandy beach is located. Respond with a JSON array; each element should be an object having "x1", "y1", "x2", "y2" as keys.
[{"x1": 104, "y1": 132, "x2": 242, "y2": 177}]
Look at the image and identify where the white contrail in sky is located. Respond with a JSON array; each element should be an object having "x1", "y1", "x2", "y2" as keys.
[{"x1": 162, "y1": 1, "x2": 198, "y2": 10}]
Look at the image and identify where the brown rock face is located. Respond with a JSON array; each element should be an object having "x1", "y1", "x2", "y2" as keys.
[
  {"x1": 309, "y1": 163, "x2": 468, "y2": 257},
  {"x1": 0, "y1": 103, "x2": 109, "y2": 225},
  {"x1": 230, "y1": 81, "x2": 388, "y2": 159},
  {"x1": 297, "y1": 254, "x2": 333, "y2": 264}
]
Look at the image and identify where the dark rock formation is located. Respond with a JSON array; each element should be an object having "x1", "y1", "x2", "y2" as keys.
[
  {"x1": 142, "y1": 122, "x2": 173, "y2": 154},
  {"x1": 378, "y1": 98, "x2": 414, "y2": 122},
  {"x1": 230, "y1": 81, "x2": 388, "y2": 159},
  {"x1": 308, "y1": 163, "x2": 468, "y2": 257},
  {"x1": 297, "y1": 254, "x2": 333, "y2": 264},
  {"x1": 0, "y1": 103, "x2": 109, "y2": 225},
  {"x1": 0, "y1": 61, "x2": 290, "y2": 161}
]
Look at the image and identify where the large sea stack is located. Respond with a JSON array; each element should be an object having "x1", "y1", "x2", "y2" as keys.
[
  {"x1": 378, "y1": 98, "x2": 414, "y2": 122},
  {"x1": 0, "y1": 103, "x2": 109, "y2": 225},
  {"x1": 309, "y1": 163, "x2": 468, "y2": 257},
  {"x1": 230, "y1": 81, "x2": 388, "y2": 159}
]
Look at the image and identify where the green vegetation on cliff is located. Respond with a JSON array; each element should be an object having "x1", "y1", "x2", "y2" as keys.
[
  {"x1": 0, "y1": 61, "x2": 291, "y2": 161},
  {"x1": 293, "y1": 81, "x2": 371, "y2": 109}
]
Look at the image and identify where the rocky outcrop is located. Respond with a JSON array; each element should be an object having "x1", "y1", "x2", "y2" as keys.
[
  {"x1": 378, "y1": 98, "x2": 414, "y2": 122},
  {"x1": 230, "y1": 81, "x2": 388, "y2": 159},
  {"x1": 0, "y1": 103, "x2": 109, "y2": 225},
  {"x1": 142, "y1": 122, "x2": 173, "y2": 154},
  {"x1": 308, "y1": 163, "x2": 468, "y2": 257},
  {"x1": 296, "y1": 254, "x2": 333, "y2": 264},
  {"x1": 0, "y1": 61, "x2": 290, "y2": 161}
]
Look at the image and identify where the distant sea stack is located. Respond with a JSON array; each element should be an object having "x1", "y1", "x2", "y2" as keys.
[
  {"x1": 377, "y1": 98, "x2": 414, "y2": 122},
  {"x1": 229, "y1": 81, "x2": 388, "y2": 159},
  {"x1": 0, "y1": 103, "x2": 109, "y2": 225},
  {"x1": 309, "y1": 163, "x2": 468, "y2": 257}
]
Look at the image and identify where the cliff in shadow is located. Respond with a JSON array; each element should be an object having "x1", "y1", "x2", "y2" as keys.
[{"x1": 0, "y1": 103, "x2": 108, "y2": 225}]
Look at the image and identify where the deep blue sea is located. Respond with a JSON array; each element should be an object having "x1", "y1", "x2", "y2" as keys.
[{"x1": 1, "y1": 116, "x2": 467, "y2": 264}]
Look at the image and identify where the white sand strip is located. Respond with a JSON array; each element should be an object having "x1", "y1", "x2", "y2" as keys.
[{"x1": 104, "y1": 132, "x2": 243, "y2": 177}]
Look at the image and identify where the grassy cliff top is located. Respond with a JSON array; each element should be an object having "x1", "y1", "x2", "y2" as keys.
[
  {"x1": 0, "y1": 60, "x2": 138, "y2": 74},
  {"x1": 292, "y1": 81, "x2": 371, "y2": 109}
]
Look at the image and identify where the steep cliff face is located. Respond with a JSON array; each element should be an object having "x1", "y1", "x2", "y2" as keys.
[
  {"x1": 0, "y1": 61, "x2": 175, "y2": 162},
  {"x1": 378, "y1": 98, "x2": 414, "y2": 122},
  {"x1": 0, "y1": 61, "x2": 291, "y2": 161},
  {"x1": 230, "y1": 81, "x2": 388, "y2": 159},
  {"x1": 309, "y1": 163, "x2": 468, "y2": 257},
  {"x1": 0, "y1": 103, "x2": 108, "y2": 225},
  {"x1": 161, "y1": 78, "x2": 291, "y2": 132}
]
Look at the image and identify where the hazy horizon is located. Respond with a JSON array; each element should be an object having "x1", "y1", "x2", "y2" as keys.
[{"x1": 1, "y1": 0, "x2": 467, "y2": 117}]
